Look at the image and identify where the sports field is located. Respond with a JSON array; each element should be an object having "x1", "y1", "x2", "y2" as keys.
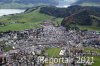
[{"x1": 45, "y1": 48, "x2": 61, "y2": 57}]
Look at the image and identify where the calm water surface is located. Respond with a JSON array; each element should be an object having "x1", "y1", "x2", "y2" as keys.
[{"x1": 0, "y1": 9, "x2": 25, "y2": 16}]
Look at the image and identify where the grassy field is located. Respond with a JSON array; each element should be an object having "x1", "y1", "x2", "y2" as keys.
[
  {"x1": 84, "y1": 47, "x2": 100, "y2": 66},
  {"x1": 45, "y1": 47, "x2": 100, "y2": 66},
  {"x1": 53, "y1": 18, "x2": 63, "y2": 26},
  {"x1": 84, "y1": 47, "x2": 100, "y2": 53},
  {"x1": 78, "y1": 26, "x2": 100, "y2": 31},
  {"x1": 0, "y1": 7, "x2": 63, "y2": 32},
  {"x1": 45, "y1": 48, "x2": 61, "y2": 57}
]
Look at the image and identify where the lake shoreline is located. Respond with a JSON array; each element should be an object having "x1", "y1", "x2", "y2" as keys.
[{"x1": 0, "y1": 9, "x2": 25, "y2": 16}]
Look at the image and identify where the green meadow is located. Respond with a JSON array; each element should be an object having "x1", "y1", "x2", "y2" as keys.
[
  {"x1": 78, "y1": 26, "x2": 100, "y2": 31},
  {"x1": 84, "y1": 47, "x2": 100, "y2": 66},
  {"x1": 0, "y1": 7, "x2": 63, "y2": 32},
  {"x1": 45, "y1": 47, "x2": 100, "y2": 66},
  {"x1": 45, "y1": 48, "x2": 61, "y2": 57}
]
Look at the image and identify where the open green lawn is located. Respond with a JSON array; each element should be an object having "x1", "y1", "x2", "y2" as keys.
[
  {"x1": 0, "y1": 22, "x2": 40, "y2": 32},
  {"x1": 0, "y1": 7, "x2": 62, "y2": 32},
  {"x1": 45, "y1": 48, "x2": 61, "y2": 57},
  {"x1": 84, "y1": 47, "x2": 100, "y2": 66},
  {"x1": 53, "y1": 18, "x2": 63, "y2": 26},
  {"x1": 0, "y1": 8, "x2": 51, "y2": 32},
  {"x1": 93, "y1": 56, "x2": 100, "y2": 66},
  {"x1": 78, "y1": 26, "x2": 100, "y2": 31},
  {"x1": 45, "y1": 47, "x2": 100, "y2": 66},
  {"x1": 84, "y1": 47, "x2": 100, "y2": 53}
]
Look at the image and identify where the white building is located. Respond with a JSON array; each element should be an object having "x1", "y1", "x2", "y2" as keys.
[{"x1": 59, "y1": 50, "x2": 66, "y2": 56}]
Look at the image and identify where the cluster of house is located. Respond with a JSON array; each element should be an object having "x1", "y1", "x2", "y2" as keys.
[
  {"x1": 0, "y1": 45, "x2": 45, "y2": 66},
  {"x1": 81, "y1": 30, "x2": 100, "y2": 48},
  {"x1": 0, "y1": 21, "x2": 100, "y2": 66}
]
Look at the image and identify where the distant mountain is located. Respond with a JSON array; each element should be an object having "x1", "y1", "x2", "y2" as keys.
[
  {"x1": 38, "y1": 5, "x2": 100, "y2": 27},
  {"x1": 0, "y1": 0, "x2": 57, "y2": 4},
  {"x1": 40, "y1": 6, "x2": 68, "y2": 18},
  {"x1": 0, "y1": 0, "x2": 58, "y2": 9},
  {"x1": 75, "y1": 0, "x2": 100, "y2": 4},
  {"x1": 40, "y1": 5, "x2": 87, "y2": 18},
  {"x1": 74, "y1": 0, "x2": 100, "y2": 7},
  {"x1": 61, "y1": 6, "x2": 100, "y2": 27},
  {"x1": 0, "y1": 0, "x2": 100, "y2": 8},
  {"x1": 40, "y1": 5, "x2": 100, "y2": 17}
]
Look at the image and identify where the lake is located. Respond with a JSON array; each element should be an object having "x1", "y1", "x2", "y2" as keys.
[{"x1": 0, "y1": 9, "x2": 25, "y2": 16}]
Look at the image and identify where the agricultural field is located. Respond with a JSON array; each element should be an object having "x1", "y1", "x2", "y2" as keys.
[
  {"x1": 45, "y1": 47, "x2": 100, "y2": 66},
  {"x1": 0, "y1": 7, "x2": 63, "y2": 32},
  {"x1": 45, "y1": 48, "x2": 61, "y2": 57},
  {"x1": 84, "y1": 47, "x2": 100, "y2": 66},
  {"x1": 78, "y1": 26, "x2": 100, "y2": 31}
]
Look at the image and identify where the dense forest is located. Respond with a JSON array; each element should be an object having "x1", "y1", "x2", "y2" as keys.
[{"x1": 39, "y1": 5, "x2": 100, "y2": 27}]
